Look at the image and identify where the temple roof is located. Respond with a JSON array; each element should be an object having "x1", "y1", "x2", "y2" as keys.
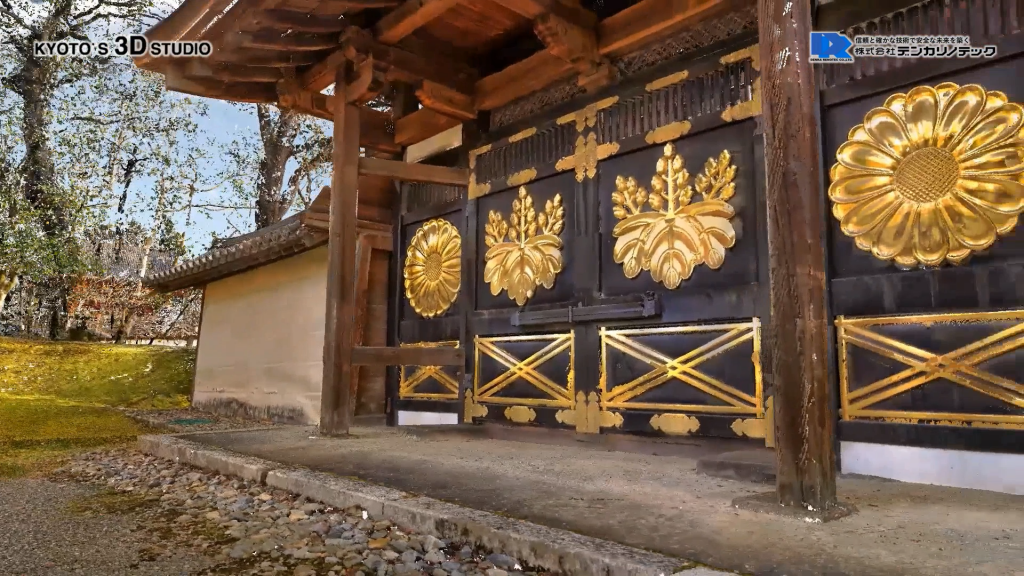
[{"x1": 137, "y1": 0, "x2": 753, "y2": 147}]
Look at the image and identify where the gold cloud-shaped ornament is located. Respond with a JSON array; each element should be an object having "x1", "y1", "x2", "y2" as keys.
[{"x1": 829, "y1": 82, "x2": 1024, "y2": 268}]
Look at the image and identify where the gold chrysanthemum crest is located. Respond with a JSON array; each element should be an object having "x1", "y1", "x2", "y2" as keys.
[
  {"x1": 483, "y1": 187, "x2": 565, "y2": 306},
  {"x1": 829, "y1": 82, "x2": 1024, "y2": 268},
  {"x1": 404, "y1": 219, "x2": 462, "y2": 318},
  {"x1": 611, "y1": 143, "x2": 739, "y2": 289}
]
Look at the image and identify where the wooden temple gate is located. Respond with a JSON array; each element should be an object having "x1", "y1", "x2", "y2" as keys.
[{"x1": 137, "y1": 0, "x2": 1024, "y2": 509}]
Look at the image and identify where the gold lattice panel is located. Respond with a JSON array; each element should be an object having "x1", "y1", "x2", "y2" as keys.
[
  {"x1": 399, "y1": 341, "x2": 460, "y2": 400},
  {"x1": 837, "y1": 311, "x2": 1024, "y2": 429},
  {"x1": 599, "y1": 320, "x2": 763, "y2": 415},
  {"x1": 473, "y1": 333, "x2": 574, "y2": 408}
]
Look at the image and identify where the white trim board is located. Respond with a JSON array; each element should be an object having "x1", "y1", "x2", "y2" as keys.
[
  {"x1": 840, "y1": 441, "x2": 1024, "y2": 495},
  {"x1": 396, "y1": 410, "x2": 459, "y2": 426}
]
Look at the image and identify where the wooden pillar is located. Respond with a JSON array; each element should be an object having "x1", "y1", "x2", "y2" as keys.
[
  {"x1": 757, "y1": 0, "x2": 838, "y2": 508},
  {"x1": 320, "y1": 64, "x2": 362, "y2": 436}
]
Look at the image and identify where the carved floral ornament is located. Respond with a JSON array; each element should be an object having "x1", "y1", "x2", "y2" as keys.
[
  {"x1": 611, "y1": 143, "x2": 739, "y2": 289},
  {"x1": 829, "y1": 82, "x2": 1024, "y2": 268},
  {"x1": 483, "y1": 187, "x2": 566, "y2": 306},
  {"x1": 403, "y1": 219, "x2": 462, "y2": 318}
]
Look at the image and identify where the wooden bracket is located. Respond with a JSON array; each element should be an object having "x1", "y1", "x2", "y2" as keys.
[
  {"x1": 533, "y1": 11, "x2": 617, "y2": 93},
  {"x1": 346, "y1": 54, "x2": 390, "y2": 105},
  {"x1": 415, "y1": 80, "x2": 475, "y2": 121}
]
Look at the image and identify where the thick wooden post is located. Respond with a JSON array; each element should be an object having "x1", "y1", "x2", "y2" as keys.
[
  {"x1": 320, "y1": 63, "x2": 362, "y2": 436},
  {"x1": 758, "y1": 0, "x2": 838, "y2": 509}
]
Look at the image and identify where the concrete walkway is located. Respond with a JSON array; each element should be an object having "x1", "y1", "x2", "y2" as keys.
[{"x1": 173, "y1": 425, "x2": 1024, "y2": 576}]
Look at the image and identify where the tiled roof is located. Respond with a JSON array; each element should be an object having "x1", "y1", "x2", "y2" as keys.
[{"x1": 143, "y1": 214, "x2": 327, "y2": 292}]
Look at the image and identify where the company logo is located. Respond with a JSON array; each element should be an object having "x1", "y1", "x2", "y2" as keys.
[{"x1": 809, "y1": 32, "x2": 854, "y2": 63}]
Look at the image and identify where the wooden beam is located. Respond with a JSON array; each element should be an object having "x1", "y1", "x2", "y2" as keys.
[
  {"x1": 598, "y1": 0, "x2": 744, "y2": 57},
  {"x1": 183, "y1": 60, "x2": 284, "y2": 83},
  {"x1": 351, "y1": 346, "x2": 465, "y2": 366},
  {"x1": 166, "y1": 67, "x2": 279, "y2": 103},
  {"x1": 209, "y1": 49, "x2": 322, "y2": 67},
  {"x1": 251, "y1": 9, "x2": 349, "y2": 33},
  {"x1": 757, "y1": 0, "x2": 837, "y2": 509},
  {"x1": 394, "y1": 108, "x2": 460, "y2": 146},
  {"x1": 374, "y1": 0, "x2": 462, "y2": 44},
  {"x1": 500, "y1": 0, "x2": 596, "y2": 26},
  {"x1": 350, "y1": 234, "x2": 374, "y2": 407},
  {"x1": 302, "y1": 205, "x2": 394, "y2": 228},
  {"x1": 320, "y1": 66, "x2": 362, "y2": 437},
  {"x1": 342, "y1": 27, "x2": 477, "y2": 93},
  {"x1": 358, "y1": 156, "x2": 469, "y2": 185},
  {"x1": 301, "y1": 50, "x2": 350, "y2": 92},
  {"x1": 474, "y1": 0, "x2": 746, "y2": 111},
  {"x1": 415, "y1": 80, "x2": 475, "y2": 121},
  {"x1": 234, "y1": 31, "x2": 341, "y2": 51},
  {"x1": 276, "y1": 87, "x2": 400, "y2": 153},
  {"x1": 345, "y1": 55, "x2": 390, "y2": 105},
  {"x1": 404, "y1": 124, "x2": 462, "y2": 163}
]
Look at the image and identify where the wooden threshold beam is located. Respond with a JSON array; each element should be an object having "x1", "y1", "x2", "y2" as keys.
[
  {"x1": 351, "y1": 346, "x2": 465, "y2": 366},
  {"x1": 358, "y1": 156, "x2": 469, "y2": 185}
]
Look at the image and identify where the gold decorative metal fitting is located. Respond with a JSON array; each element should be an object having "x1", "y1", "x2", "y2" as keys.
[
  {"x1": 504, "y1": 405, "x2": 537, "y2": 423},
  {"x1": 508, "y1": 127, "x2": 537, "y2": 143},
  {"x1": 645, "y1": 121, "x2": 692, "y2": 145},
  {"x1": 646, "y1": 70, "x2": 689, "y2": 93},
  {"x1": 829, "y1": 83, "x2": 1024, "y2": 269},
  {"x1": 611, "y1": 144, "x2": 739, "y2": 289},
  {"x1": 836, "y1": 310, "x2": 1024, "y2": 427},
  {"x1": 650, "y1": 413, "x2": 700, "y2": 435},
  {"x1": 730, "y1": 417, "x2": 766, "y2": 439},
  {"x1": 468, "y1": 146, "x2": 492, "y2": 199},
  {"x1": 473, "y1": 332, "x2": 575, "y2": 409},
  {"x1": 556, "y1": 391, "x2": 622, "y2": 433},
  {"x1": 464, "y1": 395, "x2": 489, "y2": 421},
  {"x1": 404, "y1": 219, "x2": 462, "y2": 318},
  {"x1": 506, "y1": 168, "x2": 538, "y2": 187},
  {"x1": 557, "y1": 133, "x2": 621, "y2": 181},
  {"x1": 719, "y1": 44, "x2": 760, "y2": 71},
  {"x1": 556, "y1": 96, "x2": 619, "y2": 132},
  {"x1": 483, "y1": 187, "x2": 565, "y2": 305},
  {"x1": 399, "y1": 341, "x2": 460, "y2": 400}
]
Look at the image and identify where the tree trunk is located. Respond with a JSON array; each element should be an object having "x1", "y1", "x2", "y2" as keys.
[
  {"x1": 254, "y1": 106, "x2": 301, "y2": 229},
  {"x1": 16, "y1": 57, "x2": 63, "y2": 235},
  {"x1": 0, "y1": 273, "x2": 18, "y2": 315}
]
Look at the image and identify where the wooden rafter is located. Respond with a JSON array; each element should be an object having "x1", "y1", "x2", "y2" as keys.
[
  {"x1": 233, "y1": 30, "x2": 342, "y2": 51},
  {"x1": 358, "y1": 156, "x2": 470, "y2": 185},
  {"x1": 475, "y1": 0, "x2": 749, "y2": 111},
  {"x1": 394, "y1": 109, "x2": 460, "y2": 146},
  {"x1": 183, "y1": 60, "x2": 284, "y2": 83},
  {"x1": 250, "y1": 10, "x2": 349, "y2": 33},
  {"x1": 165, "y1": 66, "x2": 279, "y2": 103},
  {"x1": 374, "y1": 0, "x2": 463, "y2": 44}
]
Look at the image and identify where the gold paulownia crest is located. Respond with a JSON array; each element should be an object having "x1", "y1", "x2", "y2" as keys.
[
  {"x1": 483, "y1": 186, "x2": 566, "y2": 306},
  {"x1": 829, "y1": 82, "x2": 1024, "y2": 269},
  {"x1": 403, "y1": 219, "x2": 462, "y2": 318},
  {"x1": 611, "y1": 143, "x2": 739, "y2": 289}
]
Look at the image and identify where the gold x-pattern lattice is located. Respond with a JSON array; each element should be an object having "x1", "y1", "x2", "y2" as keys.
[
  {"x1": 399, "y1": 341, "x2": 460, "y2": 400},
  {"x1": 474, "y1": 333, "x2": 574, "y2": 408},
  {"x1": 837, "y1": 312, "x2": 1024, "y2": 422},
  {"x1": 600, "y1": 321, "x2": 762, "y2": 415}
]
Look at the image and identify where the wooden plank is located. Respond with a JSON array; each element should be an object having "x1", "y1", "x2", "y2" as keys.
[
  {"x1": 350, "y1": 235, "x2": 375, "y2": 414},
  {"x1": 474, "y1": 50, "x2": 572, "y2": 111},
  {"x1": 358, "y1": 156, "x2": 469, "y2": 185},
  {"x1": 342, "y1": 27, "x2": 478, "y2": 93},
  {"x1": 320, "y1": 67, "x2": 363, "y2": 437},
  {"x1": 302, "y1": 205, "x2": 394, "y2": 228},
  {"x1": 375, "y1": 0, "x2": 463, "y2": 44},
  {"x1": 301, "y1": 50, "x2": 350, "y2": 91},
  {"x1": 351, "y1": 346, "x2": 465, "y2": 366},
  {"x1": 757, "y1": 0, "x2": 837, "y2": 508},
  {"x1": 394, "y1": 108, "x2": 460, "y2": 145}
]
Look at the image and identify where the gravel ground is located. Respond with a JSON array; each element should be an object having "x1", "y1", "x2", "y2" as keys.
[{"x1": 1, "y1": 449, "x2": 561, "y2": 576}]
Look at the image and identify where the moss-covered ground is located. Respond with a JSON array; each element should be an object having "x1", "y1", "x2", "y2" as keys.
[{"x1": 0, "y1": 337, "x2": 194, "y2": 478}]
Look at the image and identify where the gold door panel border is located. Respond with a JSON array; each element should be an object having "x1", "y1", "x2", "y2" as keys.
[
  {"x1": 600, "y1": 320, "x2": 763, "y2": 416},
  {"x1": 836, "y1": 310, "x2": 1024, "y2": 429},
  {"x1": 399, "y1": 340, "x2": 460, "y2": 400},
  {"x1": 473, "y1": 333, "x2": 574, "y2": 409}
]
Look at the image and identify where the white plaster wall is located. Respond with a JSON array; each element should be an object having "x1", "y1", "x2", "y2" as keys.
[
  {"x1": 396, "y1": 411, "x2": 459, "y2": 426},
  {"x1": 840, "y1": 441, "x2": 1024, "y2": 495},
  {"x1": 193, "y1": 247, "x2": 328, "y2": 425}
]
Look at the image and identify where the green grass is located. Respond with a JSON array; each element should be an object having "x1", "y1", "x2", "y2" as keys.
[{"x1": 0, "y1": 337, "x2": 194, "y2": 478}]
